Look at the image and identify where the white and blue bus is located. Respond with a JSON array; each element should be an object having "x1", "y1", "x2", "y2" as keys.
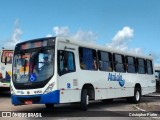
[
  {"x1": 11, "y1": 37, "x2": 156, "y2": 110},
  {"x1": 0, "y1": 49, "x2": 13, "y2": 91}
]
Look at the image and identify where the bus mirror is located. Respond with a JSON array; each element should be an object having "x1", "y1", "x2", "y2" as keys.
[{"x1": 5, "y1": 57, "x2": 7, "y2": 65}]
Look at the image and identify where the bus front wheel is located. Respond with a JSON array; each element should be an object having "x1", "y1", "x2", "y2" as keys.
[{"x1": 81, "y1": 89, "x2": 89, "y2": 111}]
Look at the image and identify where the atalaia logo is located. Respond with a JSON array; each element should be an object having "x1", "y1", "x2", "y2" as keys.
[{"x1": 108, "y1": 73, "x2": 125, "y2": 87}]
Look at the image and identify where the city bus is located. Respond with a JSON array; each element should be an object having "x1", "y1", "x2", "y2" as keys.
[
  {"x1": 0, "y1": 49, "x2": 14, "y2": 91},
  {"x1": 11, "y1": 37, "x2": 156, "y2": 110}
]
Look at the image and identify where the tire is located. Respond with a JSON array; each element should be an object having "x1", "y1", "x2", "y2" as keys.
[
  {"x1": 45, "y1": 103, "x2": 54, "y2": 110},
  {"x1": 133, "y1": 88, "x2": 141, "y2": 104},
  {"x1": 127, "y1": 88, "x2": 141, "y2": 104},
  {"x1": 81, "y1": 89, "x2": 89, "y2": 111}
]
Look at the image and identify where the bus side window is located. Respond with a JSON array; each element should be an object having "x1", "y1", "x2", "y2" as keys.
[
  {"x1": 79, "y1": 47, "x2": 97, "y2": 71},
  {"x1": 114, "y1": 54, "x2": 125, "y2": 72},
  {"x1": 146, "y1": 60, "x2": 153, "y2": 74},
  {"x1": 137, "y1": 58, "x2": 146, "y2": 74},
  {"x1": 98, "y1": 51, "x2": 113, "y2": 71},
  {"x1": 58, "y1": 50, "x2": 76, "y2": 76},
  {"x1": 126, "y1": 56, "x2": 136, "y2": 73}
]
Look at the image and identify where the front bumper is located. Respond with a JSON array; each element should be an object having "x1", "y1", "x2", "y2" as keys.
[
  {"x1": 0, "y1": 82, "x2": 10, "y2": 88},
  {"x1": 11, "y1": 90, "x2": 60, "y2": 105}
]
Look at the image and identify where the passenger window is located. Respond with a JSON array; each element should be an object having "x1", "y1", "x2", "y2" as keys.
[
  {"x1": 137, "y1": 58, "x2": 145, "y2": 74},
  {"x1": 146, "y1": 60, "x2": 153, "y2": 74},
  {"x1": 98, "y1": 51, "x2": 112, "y2": 71},
  {"x1": 114, "y1": 54, "x2": 125, "y2": 72},
  {"x1": 126, "y1": 56, "x2": 136, "y2": 73},
  {"x1": 79, "y1": 47, "x2": 97, "y2": 70},
  {"x1": 58, "y1": 50, "x2": 76, "y2": 75}
]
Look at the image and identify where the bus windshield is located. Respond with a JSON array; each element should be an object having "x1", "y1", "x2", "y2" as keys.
[
  {"x1": 1, "y1": 50, "x2": 13, "y2": 64},
  {"x1": 13, "y1": 47, "x2": 54, "y2": 85}
]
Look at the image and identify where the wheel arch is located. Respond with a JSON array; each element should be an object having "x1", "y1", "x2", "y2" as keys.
[
  {"x1": 135, "y1": 83, "x2": 142, "y2": 95},
  {"x1": 81, "y1": 83, "x2": 95, "y2": 100}
]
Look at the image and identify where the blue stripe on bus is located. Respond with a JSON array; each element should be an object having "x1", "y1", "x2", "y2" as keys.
[{"x1": 11, "y1": 90, "x2": 60, "y2": 105}]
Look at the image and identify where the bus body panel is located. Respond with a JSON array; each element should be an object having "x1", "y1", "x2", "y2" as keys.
[{"x1": 56, "y1": 39, "x2": 155, "y2": 103}]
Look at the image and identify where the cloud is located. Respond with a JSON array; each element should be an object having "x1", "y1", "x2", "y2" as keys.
[
  {"x1": 53, "y1": 26, "x2": 69, "y2": 36},
  {"x1": 149, "y1": 52, "x2": 160, "y2": 64},
  {"x1": 107, "y1": 26, "x2": 134, "y2": 51},
  {"x1": 130, "y1": 48, "x2": 143, "y2": 54},
  {"x1": 112, "y1": 26, "x2": 134, "y2": 43},
  {"x1": 4, "y1": 19, "x2": 23, "y2": 49},
  {"x1": 46, "y1": 34, "x2": 53, "y2": 37},
  {"x1": 72, "y1": 30, "x2": 97, "y2": 43},
  {"x1": 52, "y1": 26, "x2": 97, "y2": 43},
  {"x1": 106, "y1": 26, "x2": 160, "y2": 64}
]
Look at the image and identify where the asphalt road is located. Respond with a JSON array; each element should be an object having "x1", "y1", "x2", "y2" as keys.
[{"x1": 0, "y1": 92, "x2": 160, "y2": 120}]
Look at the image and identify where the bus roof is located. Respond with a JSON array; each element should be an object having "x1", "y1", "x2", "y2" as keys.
[
  {"x1": 57, "y1": 36, "x2": 153, "y2": 60},
  {"x1": 15, "y1": 36, "x2": 153, "y2": 60}
]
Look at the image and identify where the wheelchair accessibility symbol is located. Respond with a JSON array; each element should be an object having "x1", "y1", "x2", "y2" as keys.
[{"x1": 29, "y1": 73, "x2": 37, "y2": 82}]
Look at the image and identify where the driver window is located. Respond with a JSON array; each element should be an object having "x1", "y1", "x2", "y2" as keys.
[
  {"x1": 58, "y1": 50, "x2": 76, "y2": 75},
  {"x1": 38, "y1": 53, "x2": 49, "y2": 70}
]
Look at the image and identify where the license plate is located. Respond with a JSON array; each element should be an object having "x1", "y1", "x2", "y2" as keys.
[{"x1": 24, "y1": 100, "x2": 33, "y2": 105}]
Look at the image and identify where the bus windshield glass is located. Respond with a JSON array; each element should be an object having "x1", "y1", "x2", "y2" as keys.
[
  {"x1": 1, "y1": 50, "x2": 13, "y2": 64},
  {"x1": 13, "y1": 48, "x2": 54, "y2": 84},
  {"x1": 13, "y1": 39, "x2": 55, "y2": 86}
]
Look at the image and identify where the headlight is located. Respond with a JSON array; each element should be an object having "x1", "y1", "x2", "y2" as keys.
[
  {"x1": 10, "y1": 85, "x2": 15, "y2": 95},
  {"x1": 43, "y1": 82, "x2": 55, "y2": 94}
]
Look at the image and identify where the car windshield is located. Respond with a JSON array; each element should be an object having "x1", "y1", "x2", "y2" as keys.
[{"x1": 13, "y1": 47, "x2": 54, "y2": 84}]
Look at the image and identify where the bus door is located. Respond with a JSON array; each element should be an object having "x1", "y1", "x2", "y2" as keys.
[{"x1": 57, "y1": 43, "x2": 79, "y2": 103}]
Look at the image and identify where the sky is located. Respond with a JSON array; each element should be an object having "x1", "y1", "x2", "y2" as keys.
[{"x1": 0, "y1": 0, "x2": 160, "y2": 64}]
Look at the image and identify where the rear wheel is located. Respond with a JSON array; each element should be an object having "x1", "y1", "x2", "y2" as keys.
[
  {"x1": 127, "y1": 88, "x2": 141, "y2": 104},
  {"x1": 45, "y1": 103, "x2": 54, "y2": 109},
  {"x1": 133, "y1": 88, "x2": 141, "y2": 103},
  {"x1": 81, "y1": 89, "x2": 89, "y2": 111}
]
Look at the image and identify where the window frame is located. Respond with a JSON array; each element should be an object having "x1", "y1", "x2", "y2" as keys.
[
  {"x1": 113, "y1": 53, "x2": 126, "y2": 72},
  {"x1": 146, "y1": 59, "x2": 153, "y2": 74},
  {"x1": 79, "y1": 47, "x2": 98, "y2": 71},
  {"x1": 1, "y1": 50, "x2": 13, "y2": 64},
  {"x1": 97, "y1": 50, "x2": 113, "y2": 72},
  {"x1": 126, "y1": 56, "x2": 137, "y2": 73},
  {"x1": 58, "y1": 50, "x2": 76, "y2": 76},
  {"x1": 137, "y1": 58, "x2": 146, "y2": 74}
]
